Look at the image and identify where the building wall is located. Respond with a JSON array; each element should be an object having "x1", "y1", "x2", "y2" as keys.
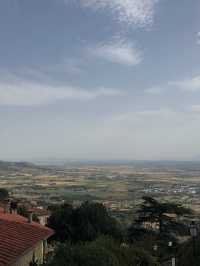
[
  {"x1": 11, "y1": 241, "x2": 44, "y2": 266},
  {"x1": 38, "y1": 215, "x2": 49, "y2": 226}
]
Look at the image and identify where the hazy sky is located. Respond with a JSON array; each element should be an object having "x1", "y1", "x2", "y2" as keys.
[{"x1": 1, "y1": 0, "x2": 200, "y2": 161}]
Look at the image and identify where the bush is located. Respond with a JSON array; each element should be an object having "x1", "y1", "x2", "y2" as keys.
[{"x1": 46, "y1": 236, "x2": 157, "y2": 266}]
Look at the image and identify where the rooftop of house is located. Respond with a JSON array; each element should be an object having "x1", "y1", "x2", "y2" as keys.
[
  {"x1": 0, "y1": 208, "x2": 54, "y2": 266},
  {"x1": 28, "y1": 207, "x2": 50, "y2": 217}
]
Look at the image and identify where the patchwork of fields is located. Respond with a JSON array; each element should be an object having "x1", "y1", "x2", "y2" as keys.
[{"x1": 1, "y1": 161, "x2": 200, "y2": 223}]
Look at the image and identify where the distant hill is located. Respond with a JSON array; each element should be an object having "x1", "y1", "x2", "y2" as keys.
[{"x1": 0, "y1": 161, "x2": 36, "y2": 169}]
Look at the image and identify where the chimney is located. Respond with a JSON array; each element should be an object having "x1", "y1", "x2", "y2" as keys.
[{"x1": 28, "y1": 211, "x2": 33, "y2": 223}]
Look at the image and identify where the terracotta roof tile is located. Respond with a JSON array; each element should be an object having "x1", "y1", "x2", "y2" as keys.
[{"x1": 0, "y1": 209, "x2": 54, "y2": 266}]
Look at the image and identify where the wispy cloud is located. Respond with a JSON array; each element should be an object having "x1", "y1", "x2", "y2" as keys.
[
  {"x1": 147, "y1": 75, "x2": 200, "y2": 95},
  {"x1": 67, "y1": 0, "x2": 159, "y2": 27},
  {"x1": 88, "y1": 39, "x2": 142, "y2": 66},
  {"x1": 171, "y1": 76, "x2": 200, "y2": 92},
  {"x1": 0, "y1": 80, "x2": 122, "y2": 106}
]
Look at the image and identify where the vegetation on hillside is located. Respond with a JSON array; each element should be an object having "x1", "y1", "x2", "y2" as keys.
[
  {"x1": 0, "y1": 187, "x2": 193, "y2": 266},
  {"x1": 47, "y1": 201, "x2": 122, "y2": 243},
  {"x1": 45, "y1": 236, "x2": 157, "y2": 266},
  {"x1": 45, "y1": 197, "x2": 197, "y2": 266}
]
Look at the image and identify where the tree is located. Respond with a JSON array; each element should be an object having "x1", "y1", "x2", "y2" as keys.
[
  {"x1": 134, "y1": 196, "x2": 192, "y2": 236},
  {"x1": 17, "y1": 205, "x2": 39, "y2": 222},
  {"x1": 47, "y1": 203, "x2": 74, "y2": 242},
  {"x1": 128, "y1": 197, "x2": 194, "y2": 262},
  {"x1": 72, "y1": 201, "x2": 122, "y2": 242},
  {"x1": 45, "y1": 236, "x2": 158, "y2": 266},
  {"x1": 17, "y1": 205, "x2": 29, "y2": 217},
  {"x1": 177, "y1": 234, "x2": 200, "y2": 266},
  {"x1": 47, "y1": 202, "x2": 122, "y2": 243},
  {"x1": 0, "y1": 188, "x2": 9, "y2": 201}
]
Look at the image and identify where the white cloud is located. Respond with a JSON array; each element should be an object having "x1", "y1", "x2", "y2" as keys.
[
  {"x1": 171, "y1": 76, "x2": 200, "y2": 91},
  {"x1": 145, "y1": 75, "x2": 200, "y2": 95},
  {"x1": 68, "y1": 0, "x2": 159, "y2": 27},
  {"x1": 89, "y1": 40, "x2": 142, "y2": 66},
  {"x1": 0, "y1": 80, "x2": 122, "y2": 106}
]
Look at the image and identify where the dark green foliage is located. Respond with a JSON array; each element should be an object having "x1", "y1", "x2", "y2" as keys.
[
  {"x1": 17, "y1": 205, "x2": 29, "y2": 217},
  {"x1": 17, "y1": 205, "x2": 39, "y2": 222},
  {"x1": 0, "y1": 188, "x2": 9, "y2": 201},
  {"x1": 178, "y1": 235, "x2": 200, "y2": 266},
  {"x1": 128, "y1": 197, "x2": 193, "y2": 262},
  {"x1": 72, "y1": 202, "x2": 122, "y2": 242},
  {"x1": 47, "y1": 203, "x2": 74, "y2": 242},
  {"x1": 128, "y1": 226, "x2": 157, "y2": 245},
  {"x1": 128, "y1": 226, "x2": 176, "y2": 262},
  {"x1": 47, "y1": 202, "x2": 122, "y2": 243},
  {"x1": 45, "y1": 237, "x2": 157, "y2": 266},
  {"x1": 46, "y1": 197, "x2": 195, "y2": 266},
  {"x1": 134, "y1": 196, "x2": 192, "y2": 236}
]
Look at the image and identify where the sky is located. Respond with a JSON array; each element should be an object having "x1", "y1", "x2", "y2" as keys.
[{"x1": 1, "y1": 0, "x2": 200, "y2": 161}]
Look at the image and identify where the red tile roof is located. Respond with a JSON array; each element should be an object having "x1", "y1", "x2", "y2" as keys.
[{"x1": 0, "y1": 208, "x2": 54, "y2": 266}]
